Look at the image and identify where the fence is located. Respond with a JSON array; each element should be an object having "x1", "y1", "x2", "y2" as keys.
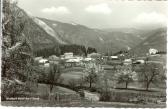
[{"x1": 41, "y1": 92, "x2": 81, "y2": 102}]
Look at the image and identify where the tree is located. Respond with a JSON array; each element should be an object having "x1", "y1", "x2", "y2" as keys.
[
  {"x1": 137, "y1": 63, "x2": 162, "y2": 91},
  {"x1": 116, "y1": 65, "x2": 136, "y2": 89},
  {"x1": 96, "y1": 69, "x2": 112, "y2": 101},
  {"x1": 2, "y1": 0, "x2": 32, "y2": 79},
  {"x1": 87, "y1": 47, "x2": 97, "y2": 54},
  {"x1": 68, "y1": 79, "x2": 78, "y2": 90},
  {"x1": 85, "y1": 68, "x2": 98, "y2": 88},
  {"x1": 1, "y1": 0, "x2": 39, "y2": 100},
  {"x1": 47, "y1": 63, "x2": 61, "y2": 93}
]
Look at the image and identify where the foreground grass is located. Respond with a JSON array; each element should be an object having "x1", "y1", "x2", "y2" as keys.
[{"x1": 1, "y1": 100, "x2": 166, "y2": 108}]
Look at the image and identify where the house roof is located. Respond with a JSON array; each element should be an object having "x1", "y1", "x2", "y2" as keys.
[
  {"x1": 39, "y1": 59, "x2": 48, "y2": 63},
  {"x1": 66, "y1": 59, "x2": 80, "y2": 63},
  {"x1": 49, "y1": 55, "x2": 60, "y2": 61},
  {"x1": 111, "y1": 56, "x2": 118, "y2": 58}
]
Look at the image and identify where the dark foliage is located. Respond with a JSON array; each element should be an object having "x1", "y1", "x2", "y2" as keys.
[{"x1": 87, "y1": 47, "x2": 97, "y2": 54}]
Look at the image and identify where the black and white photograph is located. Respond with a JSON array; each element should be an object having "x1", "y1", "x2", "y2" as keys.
[{"x1": 1, "y1": 0, "x2": 167, "y2": 108}]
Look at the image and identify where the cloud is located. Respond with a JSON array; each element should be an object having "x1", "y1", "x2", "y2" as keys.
[
  {"x1": 41, "y1": 6, "x2": 71, "y2": 14},
  {"x1": 133, "y1": 12, "x2": 167, "y2": 25},
  {"x1": 85, "y1": 3, "x2": 112, "y2": 15}
]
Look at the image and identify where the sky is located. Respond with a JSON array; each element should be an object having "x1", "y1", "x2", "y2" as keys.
[{"x1": 17, "y1": 0, "x2": 168, "y2": 29}]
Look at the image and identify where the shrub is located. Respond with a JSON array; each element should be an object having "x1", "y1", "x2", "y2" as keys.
[
  {"x1": 1, "y1": 79, "x2": 27, "y2": 100},
  {"x1": 100, "y1": 91, "x2": 111, "y2": 101}
]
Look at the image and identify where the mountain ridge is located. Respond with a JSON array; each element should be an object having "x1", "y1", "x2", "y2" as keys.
[{"x1": 12, "y1": 4, "x2": 167, "y2": 56}]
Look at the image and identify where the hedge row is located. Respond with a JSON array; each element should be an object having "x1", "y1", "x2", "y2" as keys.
[{"x1": 100, "y1": 90, "x2": 166, "y2": 103}]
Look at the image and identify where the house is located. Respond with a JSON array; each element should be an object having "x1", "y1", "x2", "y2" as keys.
[
  {"x1": 65, "y1": 58, "x2": 82, "y2": 67},
  {"x1": 119, "y1": 54, "x2": 125, "y2": 56},
  {"x1": 34, "y1": 56, "x2": 43, "y2": 62},
  {"x1": 44, "y1": 63, "x2": 50, "y2": 68},
  {"x1": 49, "y1": 55, "x2": 60, "y2": 64},
  {"x1": 49, "y1": 55, "x2": 59, "y2": 61},
  {"x1": 102, "y1": 56, "x2": 108, "y2": 59},
  {"x1": 83, "y1": 57, "x2": 92, "y2": 62},
  {"x1": 38, "y1": 58, "x2": 50, "y2": 68},
  {"x1": 39, "y1": 59, "x2": 49, "y2": 64},
  {"x1": 64, "y1": 52, "x2": 73, "y2": 59},
  {"x1": 88, "y1": 53, "x2": 101, "y2": 59},
  {"x1": 60, "y1": 55, "x2": 65, "y2": 60},
  {"x1": 110, "y1": 56, "x2": 119, "y2": 60},
  {"x1": 74, "y1": 56, "x2": 83, "y2": 61},
  {"x1": 123, "y1": 59, "x2": 132, "y2": 65},
  {"x1": 149, "y1": 48, "x2": 158, "y2": 55},
  {"x1": 133, "y1": 60, "x2": 145, "y2": 64}
]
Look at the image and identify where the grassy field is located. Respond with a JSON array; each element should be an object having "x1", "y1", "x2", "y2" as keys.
[
  {"x1": 60, "y1": 67, "x2": 87, "y2": 85},
  {"x1": 60, "y1": 71, "x2": 85, "y2": 84},
  {"x1": 2, "y1": 61, "x2": 166, "y2": 107},
  {"x1": 1, "y1": 81, "x2": 166, "y2": 107},
  {"x1": 1, "y1": 99, "x2": 166, "y2": 107},
  {"x1": 37, "y1": 84, "x2": 77, "y2": 94}
]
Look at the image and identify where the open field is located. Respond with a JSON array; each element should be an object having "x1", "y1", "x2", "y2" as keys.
[
  {"x1": 1, "y1": 100, "x2": 166, "y2": 108},
  {"x1": 61, "y1": 67, "x2": 85, "y2": 73},
  {"x1": 60, "y1": 71, "x2": 85, "y2": 84},
  {"x1": 37, "y1": 84, "x2": 77, "y2": 94}
]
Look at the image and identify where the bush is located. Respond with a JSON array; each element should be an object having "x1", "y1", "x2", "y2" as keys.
[
  {"x1": 1, "y1": 79, "x2": 27, "y2": 100},
  {"x1": 99, "y1": 90, "x2": 166, "y2": 104},
  {"x1": 100, "y1": 91, "x2": 111, "y2": 101},
  {"x1": 89, "y1": 87, "x2": 97, "y2": 92},
  {"x1": 68, "y1": 79, "x2": 78, "y2": 90}
]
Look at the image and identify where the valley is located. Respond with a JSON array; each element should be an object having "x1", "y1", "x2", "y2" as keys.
[{"x1": 1, "y1": 0, "x2": 167, "y2": 108}]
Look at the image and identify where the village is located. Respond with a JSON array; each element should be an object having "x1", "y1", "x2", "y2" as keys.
[
  {"x1": 30, "y1": 47, "x2": 166, "y2": 106},
  {"x1": 34, "y1": 48, "x2": 162, "y2": 69}
]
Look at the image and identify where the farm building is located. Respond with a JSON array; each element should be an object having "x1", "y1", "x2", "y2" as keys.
[
  {"x1": 149, "y1": 48, "x2": 158, "y2": 55},
  {"x1": 64, "y1": 52, "x2": 73, "y2": 59},
  {"x1": 102, "y1": 56, "x2": 109, "y2": 59},
  {"x1": 110, "y1": 56, "x2": 119, "y2": 60},
  {"x1": 34, "y1": 56, "x2": 43, "y2": 61},
  {"x1": 48, "y1": 55, "x2": 59, "y2": 61},
  {"x1": 123, "y1": 59, "x2": 132, "y2": 65},
  {"x1": 39, "y1": 59, "x2": 49, "y2": 64},
  {"x1": 133, "y1": 60, "x2": 145, "y2": 64},
  {"x1": 83, "y1": 57, "x2": 92, "y2": 62},
  {"x1": 48, "y1": 55, "x2": 60, "y2": 64},
  {"x1": 65, "y1": 58, "x2": 83, "y2": 67},
  {"x1": 87, "y1": 53, "x2": 101, "y2": 59}
]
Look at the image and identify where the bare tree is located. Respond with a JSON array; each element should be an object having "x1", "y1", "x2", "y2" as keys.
[
  {"x1": 48, "y1": 63, "x2": 61, "y2": 93},
  {"x1": 138, "y1": 63, "x2": 162, "y2": 91}
]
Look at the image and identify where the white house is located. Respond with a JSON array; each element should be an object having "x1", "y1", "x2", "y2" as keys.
[
  {"x1": 136, "y1": 60, "x2": 145, "y2": 64},
  {"x1": 39, "y1": 59, "x2": 49, "y2": 64},
  {"x1": 49, "y1": 55, "x2": 60, "y2": 64},
  {"x1": 123, "y1": 59, "x2": 132, "y2": 65},
  {"x1": 66, "y1": 58, "x2": 80, "y2": 63},
  {"x1": 64, "y1": 52, "x2": 73, "y2": 59},
  {"x1": 110, "y1": 56, "x2": 118, "y2": 60},
  {"x1": 84, "y1": 57, "x2": 92, "y2": 62},
  {"x1": 49, "y1": 55, "x2": 59, "y2": 61},
  {"x1": 133, "y1": 60, "x2": 145, "y2": 64},
  {"x1": 149, "y1": 48, "x2": 158, "y2": 55},
  {"x1": 87, "y1": 53, "x2": 101, "y2": 59},
  {"x1": 34, "y1": 57, "x2": 43, "y2": 61}
]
